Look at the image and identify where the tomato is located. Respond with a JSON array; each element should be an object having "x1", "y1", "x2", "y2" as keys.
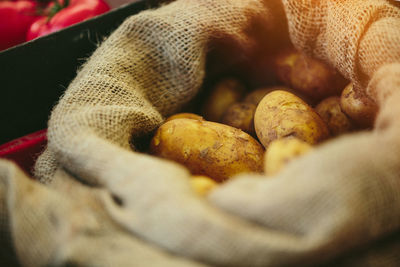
[
  {"x1": 0, "y1": 0, "x2": 40, "y2": 51},
  {"x1": 26, "y1": 0, "x2": 110, "y2": 41},
  {"x1": 0, "y1": 0, "x2": 110, "y2": 50}
]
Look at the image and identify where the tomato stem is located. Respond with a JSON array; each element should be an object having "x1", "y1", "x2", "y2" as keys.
[
  {"x1": 47, "y1": 2, "x2": 60, "y2": 21},
  {"x1": 47, "y1": 0, "x2": 69, "y2": 21}
]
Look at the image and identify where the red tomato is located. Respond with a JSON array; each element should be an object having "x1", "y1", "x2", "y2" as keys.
[
  {"x1": 26, "y1": 0, "x2": 110, "y2": 41},
  {"x1": 0, "y1": 0, "x2": 40, "y2": 51}
]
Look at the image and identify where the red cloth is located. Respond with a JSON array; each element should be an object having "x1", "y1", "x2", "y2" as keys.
[{"x1": 0, "y1": 129, "x2": 47, "y2": 177}]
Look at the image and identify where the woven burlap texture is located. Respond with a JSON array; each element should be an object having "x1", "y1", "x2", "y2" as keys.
[
  {"x1": 2, "y1": 0, "x2": 400, "y2": 266},
  {"x1": 0, "y1": 160, "x2": 205, "y2": 267}
]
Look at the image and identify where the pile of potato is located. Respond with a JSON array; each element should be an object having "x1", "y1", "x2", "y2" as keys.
[{"x1": 149, "y1": 48, "x2": 378, "y2": 196}]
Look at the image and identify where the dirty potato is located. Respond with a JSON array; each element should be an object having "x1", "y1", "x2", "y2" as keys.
[
  {"x1": 243, "y1": 87, "x2": 275, "y2": 105},
  {"x1": 244, "y1": 85, "x2": 313, "y2": 106},
  {"x1": 201, "y1": 78, "x2": 246, "y2": 122},
  {"x1": 222, "y1": 86, "x2": 310, "y2": 136},
  {"x1": 165, "y1": 113, "x2": 204, "y2": 122},
  {"x1": 254, "y1": 90, "x2": 330, "y2": 148},
  {"x1": 264, "y1": 137, "x2": 312, "y2": 175},
  {"x1": 315, "y1": 96, "x2": 354, "y2": 136},
  {"x1": 150, "y1": 118, "x2": 264, "y2": 182},
  {"x1": 340, "y1": 83, "x2": 378, "y2": 128},
  {"x1": 191, "y1": 175, "x2": 218, "y2": 196},
  {"x1": 274, "y1": 48, "x2": 347, "y2": 102},
  {"x1": 221, "y1": 102, "x2": 257, "y2": 136}
]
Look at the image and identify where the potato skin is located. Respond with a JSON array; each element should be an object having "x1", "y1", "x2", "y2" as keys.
[
  {"x1": 150, "y1": 118, "x2": 264, "y2": 182},
  {"x1": 315, "y1": 96, "x2": 354, "y2": 136},
  {"x1": 244, "y1": 86, "x2": 313, "y2": 106},
  {"x1": 165, "y1": 113, "x2": 204, "y2": 122},
  {"x1": 221, "y1": 102, "x2": 257, "y2": 136},
  {"x1": 243, "y1": 87, "x2": 276, "y2": 105},
  {"x1": 225, "y1": 86, "x2": 313, "y2": 137},
  {"x1": 254, "y1": 90, "x2": 330, "y2": 148},
  {"x1": 340, "y1": 83, "x2": 378, "y2": 128},
  {"x1": 274, "y1": 48, "x2": 347, "y2": 102},
  {"x1": 264, "y1": 137, "x2": 312, "y2": 175},
  {"x1": 201, "y1": 78, "x2": 246, "y2": 122},
  {"x1": 191, "y1": 175, "x2": 218, "y2": 196}
]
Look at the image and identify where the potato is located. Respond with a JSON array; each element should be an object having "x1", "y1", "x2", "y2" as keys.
[
  {"x1": 340, "y1": 83, "x2": 378, "y2": 128},
  {"x1": 220, "y1": 102, "x2": 257, "y2": 136},
  {"x1": 244, "y1": 86, "x2": 313, "y2": 106},
  {"x1": 201, "y1": 78, "x2": 246, "y2": 122},
  {"x1": 165, "y1": 113, "x2": 204, "y2": 122},
  {"x1": 191, "y1": 175, "x2": 218, "y2": 196},
  {"x1": 221, "y1": 86, "x2": 313, "y2": 136},
  {"x1": 150, "y1": 118, "x2": 264, "y2": 182},
  {"x1": 264, "y1": 137, "x2": 312, "y2": 175},
  {"x1": 254, "y1": 90, "x2": 330, "y2": 148},
  {"x1": 274, "y1": 48, "x2": 347, "y2": 102},
  {"x1": 315, "y1": 96, "x2": 354, "y2": 136},
  {"x1": 243, "y1": 87, "x2": 275, "y2": 105}
]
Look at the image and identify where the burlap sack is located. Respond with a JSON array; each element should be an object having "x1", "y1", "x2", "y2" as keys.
[
  {"x1": 2, "y1": 0, "x2": 400, "y2": 266},
  {"x1": 0, "y1": 160, "x2": 205, "y2": 266}
]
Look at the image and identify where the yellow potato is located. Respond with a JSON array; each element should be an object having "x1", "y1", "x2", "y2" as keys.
[
  {"x1": 165, "y1": 113, "x2": 204, "y2": 122},
  {"x1": 244, "y1": 86, "x2": 313, "y2": 106},
  {"x1": 264, "y1": 137, "x2": 312, "y2": 175},
  {"x1": 340, "y1": 83, "x2": 378, "y2": 128},
  {"x1": 315, "y1": 96, "x2": 354, "y2": 136},
  {"x1": 222, "y1": 86, "x2": 312, "y2": 136},
  {"x1": 254, "y1": 90, "x2": 330, "y2": 148},
  {"x1": 150, "y1": 118, "x2": 264, "y2": 182},
  {"x1": 220, "y1": 102, "x2": 257, "y2": 136},
  {"x1": 201, "y1": 78, "x2": 246, "y2": 122},
  {"x1": 191, "y1": 175, "x2": 218, "y2": 196},
  {"x1": 274, "y1": 48, "x2": 347, "y2": 102},
  {"x1": 243, "y1": 87, "x2": 276, "y2": 105}
]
